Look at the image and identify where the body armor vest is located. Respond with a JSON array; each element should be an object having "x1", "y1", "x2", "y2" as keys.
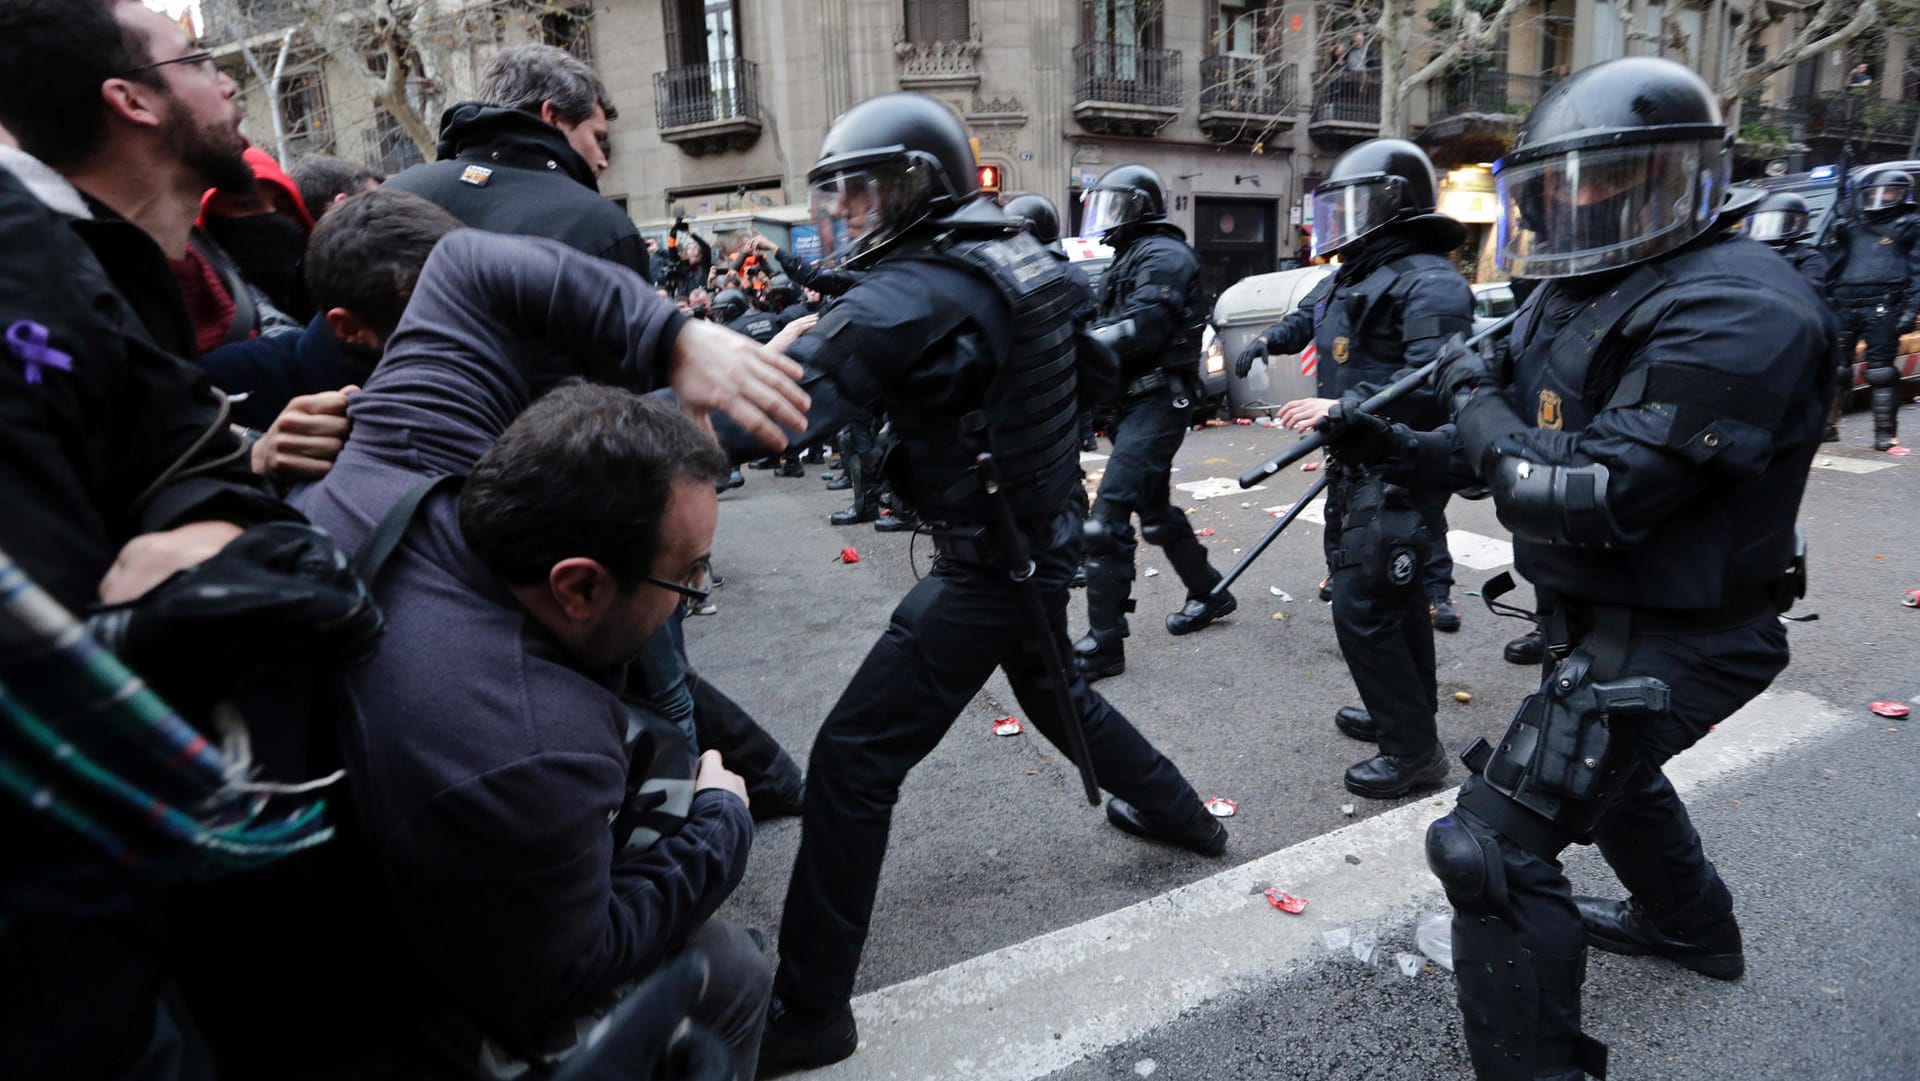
[
  {"x1": 889, "y1": 231, "x2": 1083, "y2": 526},
  {"x1": 727, "y1": 310, "x2": 781, "y2": 344},
  {"x1": 1831, "y1": 214, "x2": 1914, "y2": 302},
  {"x1": 1310, "y1": 252, "x2": 1460, "y2": 429},
  {"x1": 1501, "y1": 242, "x2": 1813, "y2": 610},
  {"x1": 1096, "y1": 232, "x2": 1206, "y2": 380}
]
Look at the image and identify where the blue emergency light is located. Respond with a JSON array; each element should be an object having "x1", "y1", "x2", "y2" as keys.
[{"x1": 1809, "y1": 165, "x2": 1837, "y2": 180}]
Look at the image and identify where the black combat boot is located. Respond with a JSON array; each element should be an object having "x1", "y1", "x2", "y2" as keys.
[
  {"x1": 715, "y1": 467, "x2": 745, "y2": 493},
  {"x1": 1430, "y1": 596, "x2": 1461, "y2": 632},
  {"x1": 748, "y1": 456, "x2": 778, "y2": 470},
  {"x1": 872, "y1": 502, "x2": 920, "y2": 532},
  {"x1": 1334, "y1": 706, "x2": 1377, "y2": 742},
  {"x1": 1166, "y1": 589, "x2": 1236, "y2": 635},
  {"x1": 757, "y1": 996, "x2": 859, "y2": 1074},
  {"x1": 1573, "y1": 887, "x2": 1745, "y2": 981},
  {"x1": 1504, "y1": 628, "x2": 1546, "y2": 665},
  {"x1": 1343, "y1": 746, "x2": 1450, "y2": 799},
  {"x1": 830, "y1": 497, "x2": 877, "y2": 526},
  {"x1": 774, "y1": 457, "x2": 806, "y2": 478},
  {"x1": 1072, "y1": 632, "x2": 1125, "y2": 682},
  {"x1": 823, "y1": 470, "x2": 852, "y2": 491},
  {"x1": 1104, "y1": 798, "x2": 1228, "y2": 857}
]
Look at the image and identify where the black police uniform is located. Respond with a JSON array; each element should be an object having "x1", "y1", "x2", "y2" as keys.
[
  {"x1": 1824, "y1": 200, "x2": 1920, "y2": 447},
  {"x1": 1775, "y1": 237, "x2": 1831, "y2": 298},
  {"x1": 1247, "y1": 231, "x2": 1472, "y2": 771},
  {"x1": 1420, "y1": 228, "x2": 1831, "y2": 1080},
  {"x1": 772, "y1": 226, "x2": 1220, "y2": 1020},
  {"x1": 724, "y1": 305, "x2": 782, "y2": 345},
  {"x1": 1076, "y1": 223, "x2": 1228, "y2": 671}
]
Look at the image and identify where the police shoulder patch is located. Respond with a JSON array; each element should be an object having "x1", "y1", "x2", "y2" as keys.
[
  {"x1": 459, "y1": 164, "x2": 493, "y2": 187},
  {"x1": 1538, "y1": 388, "x2": 1563, "y2": 430}
]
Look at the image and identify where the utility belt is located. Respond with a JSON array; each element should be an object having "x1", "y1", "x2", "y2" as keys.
[
  {"x1": 930, "y1": 520, "x2": 1051, "y2": 571},
  {"x1": 1831, "y1": 284, "x2": 1904, "y2": 307},
  {"x1": 1122, "y1": 369, "x2": 1177, "y2": 399}
]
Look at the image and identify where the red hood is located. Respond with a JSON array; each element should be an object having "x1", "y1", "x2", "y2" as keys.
[{"x1": 198, "y1": 146, "x2": 315, "y2": 237}]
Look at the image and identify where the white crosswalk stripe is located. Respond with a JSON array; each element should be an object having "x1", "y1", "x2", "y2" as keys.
[{"x1": 814, "y1": 691, "x2": 1848, "y2": 1081}]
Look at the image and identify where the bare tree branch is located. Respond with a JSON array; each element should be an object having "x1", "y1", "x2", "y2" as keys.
[{"x1": 1718, "y1": 0, "x2": 1883, "y2": 112}]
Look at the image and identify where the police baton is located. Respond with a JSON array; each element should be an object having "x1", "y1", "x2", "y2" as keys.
[
  {"x1": 1235, "y1": 310, "x2": 1521, "y2": 490},
  {"x1": 1210, "y1": 474, "x2": 1330, "y2": 598},
  {"x1": 975, "y1": 453, "x2": 1102, "y2": 806}
]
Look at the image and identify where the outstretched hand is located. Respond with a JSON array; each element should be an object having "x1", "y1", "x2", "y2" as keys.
[{"x1": 666, "y1": 318, "x2": 810, "y2": 450}]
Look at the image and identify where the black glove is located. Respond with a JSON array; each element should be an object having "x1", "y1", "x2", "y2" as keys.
[
  {"x1": 88, "y1": 521, "x2": 384, "y2": 707},
  {"x1": 1234, "y1": 337, "x2": 1268, "y2": 378},
  {"x1": 1317, "y1": 398, "x2": 1411, "y2": 467},
  {"x1": 1430, "y1": 332, "x2": 1498, "y2": 410}
]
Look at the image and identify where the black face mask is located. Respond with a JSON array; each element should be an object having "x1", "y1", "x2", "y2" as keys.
[{"x1": 207, "y1": 213, "x2": 308, "y2": 315}]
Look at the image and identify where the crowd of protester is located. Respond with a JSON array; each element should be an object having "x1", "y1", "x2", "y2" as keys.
[{"x1": 0, "y1": 4, "x2": 821, "y2": 1079}]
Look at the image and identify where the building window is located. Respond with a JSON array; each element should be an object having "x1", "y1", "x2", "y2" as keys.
[
  {"x1": 370, "y1": 108, "x2": 424, "y2": 174},
  {"x1": 541, "y1": 4, "x2": 595, "y2": 64},
  {"x1": 663, "y1": 0, "x2": 742, "y2": 66},
  {"x1": 1082, "y1": 0, "x2": 1162, "y2": 51},
  {"x1": 279, "y1": 63, "x2": 331, "y2": 158},
  {"x1": 904, "y1": 0, "x2": 969, "y2": 44}
]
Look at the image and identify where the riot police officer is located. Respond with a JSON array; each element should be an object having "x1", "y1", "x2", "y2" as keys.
[
  {"x1": 1824, "y1": 167, "x2": 1920, "y2": 449},
  {"x1": 757, "y1": 94, "x2": 1227, "y2": 1074},
  {"x1": 1072, "y1": 165, "x2": 1235, "y2": 682},
  {"x1": 724, "y1": 291, "x2": 783, "y2": 344},
  {"x1": 1233, "y1": 139, "x2": 1474, "y2": 799},
  {"x1": 1346, "y1": 58, "x2": 1830, "y2": 1080},
  {"x1": 1744, "y1": 190, "x2": 1831, "y2": 298}
]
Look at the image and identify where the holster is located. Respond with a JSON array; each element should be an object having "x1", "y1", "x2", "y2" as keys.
[
  {"x1": 930, "y1": 524, "x2": 1000, "y2": 569},
  {"x1": 1332, "y1": 475, "x2": 1429, "y2": 595}
]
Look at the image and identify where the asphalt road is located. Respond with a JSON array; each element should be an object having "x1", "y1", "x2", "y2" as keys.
[{"x1": 686, "y1": 403, "x2": 1918, "y2": 1079}]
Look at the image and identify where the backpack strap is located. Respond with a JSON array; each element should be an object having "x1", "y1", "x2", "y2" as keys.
[{"x1": 351, "y1": 473, "x2": 466, "y2": 584}]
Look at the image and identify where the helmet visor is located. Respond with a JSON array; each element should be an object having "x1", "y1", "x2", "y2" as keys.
[
  {"x1": 1862, "y1": 180, "x2": 1911, "y2": 212},
  {"x1": 807, "y1": 163, "x2": 938, "y2": 268},
  {"x1": 1742, "y1": 207, "x2": 1808, "y2": 243},
  {"x1": 1311, "y1": 177, "x2": 1406, "y2": 258},
  {"x1": 1494, "y1": 139, "x2": 1726, "y2": 278},
  {"x1": 1080, "y1": 187, "x2": 1155, "y2": 240}
]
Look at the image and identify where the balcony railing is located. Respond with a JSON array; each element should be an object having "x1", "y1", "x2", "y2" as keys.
[
  {"x1": 1073, "y1": 41, "x2": 1183, "y2": 109},
  {"x1": 654, "y1": 57, "x2": 761, "y2": 131},
  {"x1": 1199, "y1": 55, "x2": 1297, "y2": 116},
  {"x1": 1785, "y1": 93, "x2": 1920, "y2": 142},
  {"x1": 1428, "y1": 69, "x2": 1556, "y2": 121},
  {"x1": 1309, "y1": 78, "x2": 1380, "y2": 128}
]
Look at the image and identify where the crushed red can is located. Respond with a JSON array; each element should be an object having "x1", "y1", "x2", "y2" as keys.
[
  {"x1": 991, "y1": 716, "x2": 1024, "y2": 736},
  {"x1": 1301, "y1": 461, "x2": 1320, "y2": 472},
  {"x1": 1868, "y1": 701, "x2": 1910, "y2": 719},
  {"x1": 1203, "y1": 797, "x2": 1238, "y2": 818},
  {"x1": 1264, "y1": 888, "x2": 1309, "y2": 914},
  {"x1": 840, "y1": 547, "x2": 860, "y2": 564},
  {"x1": 1195, "y1": 528, "x2": 1216, "y2": 537}
]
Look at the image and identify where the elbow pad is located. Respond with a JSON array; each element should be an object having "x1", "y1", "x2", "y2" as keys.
[{"x1": 1489, "y1": 455, "x2": 1621, "y2": 548}]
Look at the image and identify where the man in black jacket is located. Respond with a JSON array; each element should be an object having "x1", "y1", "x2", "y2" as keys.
[{"x1": 384, "y1": 43, "x2": 649, "y2": 281}]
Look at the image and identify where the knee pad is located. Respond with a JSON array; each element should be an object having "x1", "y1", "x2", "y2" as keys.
[
  {"x1": 1866, "y1": 364, "x2": 1899, "y2": 389},
  {"x1": 1138, "y1": 511, "x2": 1190, "y2": 548},
  {"x1": 1426, "y1": 812, "x2": 1509, "y2": 917},
  {"x1": 1082, "y1": 509, "x2": 1134, "y2": 558}
]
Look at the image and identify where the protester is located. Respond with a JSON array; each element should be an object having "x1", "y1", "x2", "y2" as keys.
[{"x1": 291, "y1": 152, "x2": 382, "y2": 220}]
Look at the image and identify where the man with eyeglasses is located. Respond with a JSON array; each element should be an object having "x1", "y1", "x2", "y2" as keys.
[{"x1": 0, "y1": 0, "x2": 250, "y2": 359}]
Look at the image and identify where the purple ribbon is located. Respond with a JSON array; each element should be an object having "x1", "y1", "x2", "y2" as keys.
[{"x1": 6, "y1": 321, "x2": 73, "y2": 385}]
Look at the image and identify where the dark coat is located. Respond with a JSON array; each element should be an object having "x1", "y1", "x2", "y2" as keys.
[{"x1": 385, "y1": 103, "x2": 651, "y2": 282}]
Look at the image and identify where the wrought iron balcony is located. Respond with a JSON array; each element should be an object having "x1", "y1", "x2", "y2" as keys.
[
  {"x1": 1198, "y1": 55, "x2": 1297, "y2": 143},
  {"x1": 1073, "y1": 41, "x2": 1183, "y2": 136},
  {"x1": 1419, "y1": 68, "x2": 1555, "y2": 164},
  {"x1": 1785, "y1": 93, "x2": 1920, "y2": 145},
  {"x1": 1307, "y1": 78, "x2": 1380, "y2": 145},
  {"x1": 654, "y1": 57, "x2": 762, "y2": 155}
]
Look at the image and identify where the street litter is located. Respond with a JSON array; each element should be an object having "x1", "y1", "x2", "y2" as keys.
[
  {"x1": 1453, "y1": 691, "x2": 1473, "y2": 704},
  {"x1": 1396, "y1": 952, "x2": 1423, "y2": 978},
  {"x1": 991, "y1": 716, "x2": 1024, "y2": 736},
  {"x1": 1265, "y1": 888, "x2": 1308, "y2": 914},
  {"x1": 1415, "y1": 911, "x2": 1454, "y2": 972},
  {"x1": 1340, "y1": 803, "x2": 1356, "y2": 817},
  {"x1": 839, "y1": 547, "x2": 860, "y2": 564},
  {"x1": 1302, "y1": 461, "x2": 1320, "y2": 472},
  {"x1": 1322, "y1": 928, "x2": 1352, "y2": 950},
  {"x1": 1271, "y1": 612, "x2": 1286, "y2": 621},
  {"x1": 1902, "y1": 589, "x2": 1918, "y2": 608},
  {"x1": 1890, "y1": 446, "x2": 1912, "y2": 456},
  {"x1": 1269, "y1": 587, "x2": 1293, "y2": 601},
  {"x1": 1349, "y1": 930, "x2": 1378, "y2": 964},
  {"x1": 1195, "y1": 528, "x2": 1216, "y2": 537},
  {"x1": 1144, "y1": 568, "x2": 1160, "y2": 577},
  {"x1": 1204, "y1": 797, "x2": 1238, "y2": 817},
  {"x1": 1869, "y1": 701, "x2": 1910, "y2": 719}
]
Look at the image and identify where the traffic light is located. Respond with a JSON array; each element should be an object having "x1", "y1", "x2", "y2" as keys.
[{"x1": 977, "y1": 163, "x2": 1001, "y2": 194}]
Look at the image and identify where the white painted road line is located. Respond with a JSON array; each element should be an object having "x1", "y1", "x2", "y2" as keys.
[
  {"x1": 1079, "y1": 453, "x2": 1110, "y2": 466},
  {"x1": 1446, "y1": 529, "x2": 1514, "y2": 571},
  {"x1": 818, "y1": 691, "x2": 1850, "y2": 1081},
  {"x1": 1812, "y1": 457, "x2": 1896, "y2": 475},
  {"x1": 1175, "y1": 477, "x2": 1266, "y2": 501}
]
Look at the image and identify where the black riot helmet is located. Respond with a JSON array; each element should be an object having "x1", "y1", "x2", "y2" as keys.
[
  {"x1": 1859, "y1": 168, "x2": 1914, "y2": 220},
  {"x1": 1493, "y1": 57, "x2": 1731, "y2": 279},
  {"x1": 1310, "y1": 139, "x2": 1440, "y2": 258},
  {"x1": 806, "y1": 92, "x2": 987, "y2": 268},
  {"x1": 765, "y1": 274, "x2": 799, "y2": 309},
  {"x1": 1003, "y1": 193, "x2": 1062, "y2": 245},
  {"x1": 1080, "y1": 164, "x2": 1170, "y2": 244},
  {"x1": 1743, "y1": 190, "x2": 1812, "y2": 245},
  {"x1": 710, "y1": 288, "x2": 750, "y2": 324}
]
